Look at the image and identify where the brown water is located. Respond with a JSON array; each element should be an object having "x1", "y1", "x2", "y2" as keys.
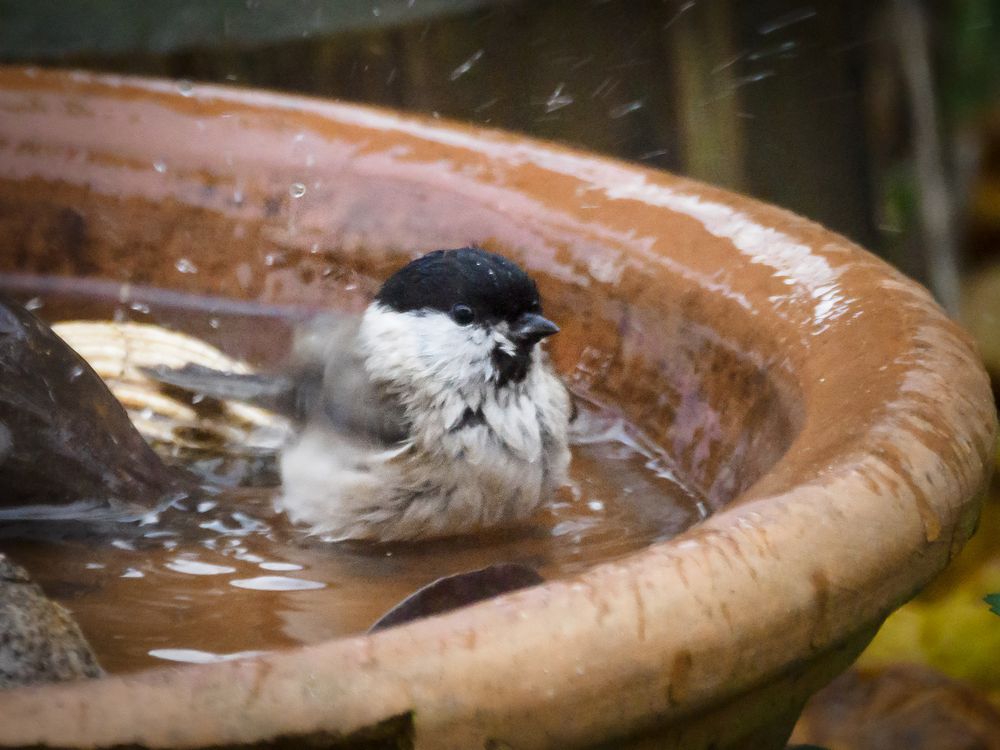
[{"x1": 0, "y1": 279, "x2": 707, "y2": 674}]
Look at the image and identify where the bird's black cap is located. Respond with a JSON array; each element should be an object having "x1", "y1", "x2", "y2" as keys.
[{"x1": 375, "y1": 247, "x2": 544, "y2": 324}]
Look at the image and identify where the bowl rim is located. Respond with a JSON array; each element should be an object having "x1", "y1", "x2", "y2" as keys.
[{"x1": 0, "y1": 66, "x2": 994, "y2": 749}]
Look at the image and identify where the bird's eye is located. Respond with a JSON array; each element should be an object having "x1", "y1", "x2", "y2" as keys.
[{"x1": 450, "y1": 303, "x2": 475, "y2": 325}]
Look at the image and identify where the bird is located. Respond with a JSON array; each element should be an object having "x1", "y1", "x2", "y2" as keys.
[{"x1": 148, "y1": 247, "x2": 573, "y2": 542}]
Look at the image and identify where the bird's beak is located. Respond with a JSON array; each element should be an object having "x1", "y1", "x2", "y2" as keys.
[{"x1": 511, "y1": 312, "x2": 560, "y2": 346}]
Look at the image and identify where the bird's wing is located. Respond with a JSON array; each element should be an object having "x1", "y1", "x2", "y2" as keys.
[
  {"x1": 319, "y1": 349, "x2": 410, "y2": 446},
  {"x1": 145, "y1": 313, "x2": 410, "y2": 446},
  {"x1": 142, "y1": 363, "x2": 302, "y2": 418}
]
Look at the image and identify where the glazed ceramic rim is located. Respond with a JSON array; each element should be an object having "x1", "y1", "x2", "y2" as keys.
[{"x1": 0, "y1": 68, "x2": 994, "y2": 749}]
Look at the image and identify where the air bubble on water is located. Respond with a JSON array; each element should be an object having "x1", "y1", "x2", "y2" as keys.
[
  {"x1": 165, "y1": 558, "x2": 237, "y2": 576},
  {"x1": 153, "y1": 160, "x2": 167, "y2": 174},
  {"x1": 176, "y1": 79, "x2": 194, "y2": 97},
  {"x1": 230, "y1": 576, "x2": 325, "y2": 591},
  {"x1": 199, "y1": 511, "x2": 268, "y2": 537},
  {"x1": 259, "y1": 561, "x2": 303, "y2": 572},
  {"x1": 149, "y1": 648, "x2": 268, "y2": 664},
  {"x1": 587, "y1": 500, "x2": 605, "y2": 512},
  {"x1": 175, "y1": 258, "x2": 198, "y2": 274},
  {"x1": 289, "y1": 182, "x2": 307, "y2": 198}
]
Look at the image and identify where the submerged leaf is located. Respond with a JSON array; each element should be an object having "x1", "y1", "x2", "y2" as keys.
[{"x1": 369, "y1": 563, "x2": 543, "y2": 632}]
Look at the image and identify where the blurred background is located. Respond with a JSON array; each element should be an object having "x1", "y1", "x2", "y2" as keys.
[{"x1": 2, "y1": 0, "x2": 999, "y2": 745}]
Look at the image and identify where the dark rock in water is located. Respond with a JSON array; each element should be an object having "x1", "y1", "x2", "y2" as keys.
[
  {"x1": 0, "y1": 553, "x2": 103, "y2": 689},
  {"x1": 369, "y1": 563, "x2": 544, "y2": 632},
  {"x1": 0, "y1": 294, "x2": 186, "y2": 525}
]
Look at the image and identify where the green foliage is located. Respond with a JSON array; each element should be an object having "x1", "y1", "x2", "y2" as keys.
[{"x1": 942, "y1": 0, "x2": 1000, "y2": 122}]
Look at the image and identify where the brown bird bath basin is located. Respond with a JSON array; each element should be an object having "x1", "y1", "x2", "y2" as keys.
[{"x1": 0, "y1": 68, "x2": 994, "y2": 749}]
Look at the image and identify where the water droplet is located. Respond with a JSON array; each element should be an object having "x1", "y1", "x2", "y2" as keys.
[
  {"x1": 545, "y1": 83, "x2": 573, "y2": 113},
  {"x1": 68, "y1": 365, "x2": 84, "y2": 382},
  {"x1": 450, "y1": 49, "x2": 484, "y2": 81},
  {"x1": 587, "y1": 500, "x2": 604, "y2": 512},
  {"x1": 153, "y1": 160, "x2": 167, "y2": 174},
  {"x1": 289, "y1": 182, "x2": 307, "y2": 198},
  {"x1": 609, "y1": 100, "x2": 644, "y2": 118},
  {"x1": 176, "y1": 79, "x2": 194, "y2": 97},
  {"x1": 175, "y1": 258, "x2": 198, "y2": 274}
]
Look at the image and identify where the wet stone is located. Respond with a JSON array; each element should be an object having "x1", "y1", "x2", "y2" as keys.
[
  {"x1": 0, "y1": 553, "x2": 103, "y2": 689},
  {"x1": 0, "y1": 294, "x2": 186, "y2": 526}
]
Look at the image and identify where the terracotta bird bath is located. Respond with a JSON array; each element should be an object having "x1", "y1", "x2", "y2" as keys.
[{"x1": 0, "y1": 68, "x2": 994, "y2": 749}]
